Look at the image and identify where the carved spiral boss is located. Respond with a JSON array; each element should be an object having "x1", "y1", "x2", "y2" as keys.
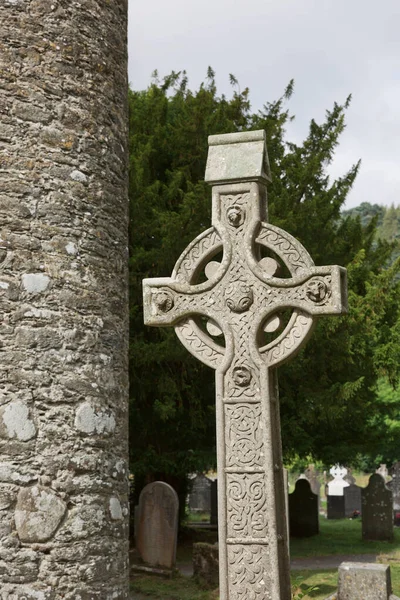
[{"x1": 143, "y1": 132, "x2": 347, "y2": 600}]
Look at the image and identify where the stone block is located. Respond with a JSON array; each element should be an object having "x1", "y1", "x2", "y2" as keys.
[
  {"x1": 338, "y1": 562, "x2": 392, "y2": 600},
  {"x1": 15, "y1": 485, "x2": 66, "y2": 543},
  {"x1": 193, "y1": 542, "x2": 219, "y2": 589}
]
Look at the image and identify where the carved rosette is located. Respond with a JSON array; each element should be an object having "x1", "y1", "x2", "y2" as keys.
[{"x1": 225, "y1": 282, "x2": 254, "y2": 313}]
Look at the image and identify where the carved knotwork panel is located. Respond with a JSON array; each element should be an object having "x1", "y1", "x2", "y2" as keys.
[
  {"x1": 227, "y1": 473, "x2": 268, "y2": 539},
  {"x1": 225, "y1": 404, "x2": 264, "y2": 469},
  {"x1": 227, "y1": 545, "x2": 272, "y2": 600}
]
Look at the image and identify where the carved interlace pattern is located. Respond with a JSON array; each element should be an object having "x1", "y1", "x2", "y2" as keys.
[
  {"x1": 227, "y1": 473, "x2": 268, "y2": 538},
  {"x1": 225, "y1": 404, "x2": 264, "y2": 469},
  {"x1": 262, "y1": 311, "x2": 312, "y2": 366},
  {"x1": 173, "y1": 227, "x2": 222, "y2": 284},
  {"x1": 256, "y1": 224, "x2": 312, "y2": 275},
  {"x1": 176, "y1": 319, "x2": 224, "y2": 370},
  {"x1": 228, "y1": 545, "x2": 272, "y2": 600}
]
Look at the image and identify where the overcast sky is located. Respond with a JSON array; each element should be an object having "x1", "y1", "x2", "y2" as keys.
[{"x1": 128, "y1": 0, "x2": 399, "y2": 209}]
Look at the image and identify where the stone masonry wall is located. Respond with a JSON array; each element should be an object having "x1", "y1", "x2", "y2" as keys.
[{"x1": 0, "y1": 1, "x2": 129, "y2": 598}]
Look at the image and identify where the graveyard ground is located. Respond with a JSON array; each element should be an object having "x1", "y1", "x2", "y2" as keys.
[{"x1": 130, "y1": 519, "x2": 400, "y2": 599}]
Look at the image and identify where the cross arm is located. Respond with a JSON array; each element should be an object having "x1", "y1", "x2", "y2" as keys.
[
  {"x1": 143, "y1": 278, "x2": 181, "y2": 327},
  {"x1": 143, "y1": 277, "x2": 217, "y2": 328},
  {"x1": 256, "y1": 265, "x2": 348, "y2": 317},
  {"x1": 268, "y1": 265, "x2": 348, "y2": 315},
  {"x1": 306, "y1": 265, "x2": 348, "y2": 316}
]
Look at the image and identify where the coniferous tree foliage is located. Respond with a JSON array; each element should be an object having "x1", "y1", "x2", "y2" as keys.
[{"x1": 128, "y1": 70, "x2": 400, "y2": 493}]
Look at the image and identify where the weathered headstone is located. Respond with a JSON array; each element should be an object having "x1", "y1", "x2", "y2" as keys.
[
  {"x1": 189, "y1": 473, "x2": 212, "y2": 512},
  {"x1": 362, "y1": 474, "x2": 393, "y2": 541},
  {"x1": 387, "y1": 462, "x2": 400, "y2": 513},
  {"x1": 1, "y1": 2, "x2": 129, "y2": 597},
  {"x1": 344, "y1": 483, "x2": 362, "y2": 518},
  {"x1": 143, "y1": 130, "x2": 347, "y2": 599},
  {"x1": 377, "y1": 464, "x2": 389, "y2": 480},
  {"x1": 344, "y1": 468, "x2": 356, "y2": 485},
  {"x1": 210, "y1": 479, "x2": 218, "y2": 526},
  {"x1": 305, "y1": 464, "x2": 322, "y2": 498},
  {"x1": 337, "y1": 562, "x2": 396, "y2": 600},
  {"x1": 289, "y1": 478, "x2": 319, "y2": 537},
  {"x1": 328, "y1": 465, "x2": 350, "y2": 496},
  {"x1": 136, "y1": 481, "x2": 179, "y2": 569}
]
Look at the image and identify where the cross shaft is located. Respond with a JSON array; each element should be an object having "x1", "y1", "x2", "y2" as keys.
[{"x1": 143, "y1": 131, "x2": 347, "y2": 599}]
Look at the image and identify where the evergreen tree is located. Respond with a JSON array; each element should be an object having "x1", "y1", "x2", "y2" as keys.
[
  {"x1": 379, "y1": 204, "x2": 400, "y2": 243},
  {"x1": 128, "y1": 71, "x2": 400, "y2": 502}
]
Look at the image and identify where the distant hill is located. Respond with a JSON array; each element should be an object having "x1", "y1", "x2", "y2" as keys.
[{"x1": 342, "y1": 202, "x2": 400, "y2": 245}]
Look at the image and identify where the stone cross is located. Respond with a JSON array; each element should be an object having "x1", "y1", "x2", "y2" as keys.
[
  {"x1": 143, "y1": 130, "x2": 347, "y2": 599},
  {"x1": 328, "y1": 465, "x2": 350, "y2": 496}
]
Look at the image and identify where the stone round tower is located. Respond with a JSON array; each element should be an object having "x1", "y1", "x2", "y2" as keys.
[{"x1": 0, "y1": 1, "x2": 129, "y2": 597}]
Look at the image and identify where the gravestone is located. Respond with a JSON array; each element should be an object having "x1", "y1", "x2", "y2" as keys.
[
  {"x1": 136, "y1": 481, "x2": 179, "y2": 569},
  {"x1": 344, "y1": 483, "x2": 362, "y2": 518},
  {"x1": 305, "y1": 464, "x2": 322, "y2": 498},
  {"x1": 143, "y1": 130, "x2": 347, "y2": 599},
  {"x1": 327, "y1": 465, "x2": 348, "y2": 519},
  {"x1": 327, "y1": 495, "x2": 346, "y2": 519},
  {"x1": 362, "y1": 474, "x2": 393, "y2": 541},
  {"x1": 337, "y1": 562, "x2": 396, "y2": 600},
  {"x1": 1, "y1": 2, "x2": 130, "y2": 597},
  {"x1": 377, "y1": 463, "x2": 389, "y2": 480},
  {"x1": 210, "y1": 479, "x2": 218, "y2": 525},
  {"x1": 289, "y1": 478, "x2": 319, "y2": 537},
  {"x1": 344, "y1": 468, "x2": 356, "y2": 485},
  {"x1": 189, "y1": 473, "x2": 212, "y2": 512},
  {"x1": 387, "y1": 462, "x2": 400, "y2": 513},
  {"x1": 328, "y1": 465, "x2": 350, "y2": 496}
]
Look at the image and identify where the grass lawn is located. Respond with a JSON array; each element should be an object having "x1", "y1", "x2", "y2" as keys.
[
  {"x1": 131, "y1": 519, "x2": 400, "y2": 599},
  {"x1": 291, "y1": 569, "x2": 337, "y2": 599},
  {"x1": 186, "y1": 511, "x2": 212, "y2": 523},
  {"x1": 290, "y1": 517, "x2": 400, "y2": 558},
  {"x1": 130, "y1": 574, "x2": 217, "y2": 599},
  {"x1": 131, "y1": 566, "x2": 400, "y2": 600},
  {"x1": 293, "y1": 564, "x2": 400, "y2": 599},
  {"x1": 130, "y1": 573, "x2": 334, "y2": 600}
]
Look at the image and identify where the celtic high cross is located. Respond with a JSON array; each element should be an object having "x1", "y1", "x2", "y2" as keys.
[{"x1": 143, "y1": 131, "x2": 347, "y2": 599}]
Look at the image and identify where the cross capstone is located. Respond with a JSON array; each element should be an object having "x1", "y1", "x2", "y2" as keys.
[{"x1": 143, "y1": 130, "x2": 348, "y2": 600}]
